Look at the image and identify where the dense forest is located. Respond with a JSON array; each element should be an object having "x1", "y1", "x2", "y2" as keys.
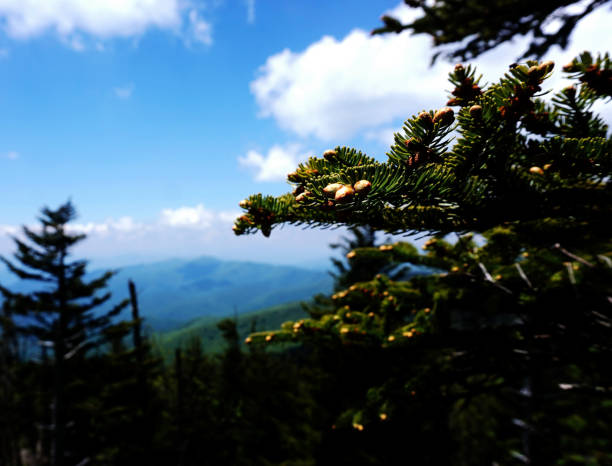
[{"x1": 1, "y1": 1, "x2": 611, "y2": 464}]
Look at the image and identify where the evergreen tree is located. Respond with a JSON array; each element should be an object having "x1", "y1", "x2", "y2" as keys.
[
  {"x1": 0, "y1": 299, "x2": 20, "y2": 465},
  {"x1": 90, "y1": 280, "x2": 164, "y2": 465},
  {"x1": 0, "y1": 201, "x2": 128, "y2": 466},
  {"x1": 235, "y1": 55, "x2": 612, "y2": 463},
  {"x1": 372, "y1": 0, "x2": 611, "y2": 62}
]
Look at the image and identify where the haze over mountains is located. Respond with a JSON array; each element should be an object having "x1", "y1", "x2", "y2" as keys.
[
  {"x1": 103, "y1": 256, "x2": 332, "y2": 331},
  {"x1": 1, "y1": 255, "x2": 332, "y2": 332}
]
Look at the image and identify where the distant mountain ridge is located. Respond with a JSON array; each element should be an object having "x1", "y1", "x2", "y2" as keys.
[
  {"x1": 0, "y1": 255, "x2": 332, "y2": 332},
  {"x1": 104, "y1": 256, "x2": 332, "y2": 331}
]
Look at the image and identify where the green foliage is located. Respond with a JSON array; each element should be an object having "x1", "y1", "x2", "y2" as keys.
[
  {"x1": 235, "y1": 56, "x2": 612, "y2": 464},
  {"x1": 372, "y1": 0, "x2": 611, "y2": 62},
  {"x1": 235, "y1": 55, "x2": 611, "y2": 239},
  {"x1": 158, "y1": 301, "x2": 308, "y2": 356},
  {"x1": 0, "y1": 202, "x2": 144, "y2": 465}
]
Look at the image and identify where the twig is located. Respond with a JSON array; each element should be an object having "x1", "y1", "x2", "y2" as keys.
[
  {"x1": 553, "y1": 243, "x2": 594, "y2": 267},
  {"x1": 515, "y1": 262, "x2": 534, "y2": 290},
  {"x1": 478, "y1": 262, "x2": 513, "y2": 294}
]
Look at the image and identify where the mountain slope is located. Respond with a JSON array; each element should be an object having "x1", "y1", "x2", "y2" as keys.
[
  {"x1": 105, "y1": 256, "x2": 331, "y2": 331},
  {"x1": 157, "y1": 300, "x2": 307, "y2": 355}
]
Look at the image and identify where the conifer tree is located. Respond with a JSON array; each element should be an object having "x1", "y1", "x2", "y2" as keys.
[
  {"x1": 90, "y1": 280, "x2": 163, "y2": 465},
  {"x1": 0, "y1": 201, "x2": 128, "y2": 466},
  {"x1": 235, "y1": 54, "x2": 612, "y2": 463},
  {"x1": 0, "y1": 301, "x2": 20, "y2": 465},
  {"x1": 372, "y1": 0, "x2": 611, "y2": 62}
]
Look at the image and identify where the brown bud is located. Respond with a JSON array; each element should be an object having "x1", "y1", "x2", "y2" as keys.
[
  {"x1": 335, "y1": 185, "x2": 355, "y2": 203},
  {"x1": 527, "y1": 65, "x2": 541, "y2": 78},
  {"x1": 287, "y1": 172, "x2": 300, "y2": 182},
  {"x1": 417, "y1": 111, "x2": 434, "y2": 129},
  {"x1": 433, "y1": 107, "x2": 455, "y2": 126},
  {"x1": 323, "y1": 183, "x2": 344, "y2": 198},
  {"x1": 539, "y1": 60, "x2": 554, "y2": 74},
  {"x1": 529, "y1": 166, "x2": 544, "y2": 175},
  {"x1": 405, "y1": 137, "x2": 420, "y2": 150},
  {"x1": 239, "y1": 199, "x2": 250, "y2": 209},
  {"x1": 446, "y1": 97, "x2": 460, "y2": 106},
  {"x1": 354, "y1": 180, "x2": 372, "y2": 195},
  {"x1": 469, "y1": 104, "x2": 482, "y2": 118},
  {"x1": 543, "y1": 163, "x2": 552, "y2": 171},
  {"x1": 295, "y1": 191, "x2": 311, "y2": 202},
  {"x1": 562, "y1": 85, "x2": 576, "y2": 97},
  {"x1": 454, "y1": 64, "x2": 465, "y2": 73},
  {"x1": 323, "y1": 149, "x2": 337, "y2": 160},
  {"x1": 563, "y1": 62, "x2": 579, "y2": 72}
]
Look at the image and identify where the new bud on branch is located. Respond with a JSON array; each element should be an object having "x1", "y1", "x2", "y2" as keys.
[
  {"x1": 469, "y1": 105, "x2": 482, "y2": 119},
  {"x1": 417, "y1": 111, "x2": 434, "y2": 129},
  {"x1": 323, "y1": 149, "x2": 337, "y2": 160},
  {"x1": 335, "y1": 185, "x2": 355, "y2": 203},
  {"x1": 354, "y1": 180, "x2": 372, "y2": 194},
  {"x1": 433, "y1": 107, "x2": 455, "y2": 126},
  {"x1": 323, "y1": 183, "x2": 344, "y2": 198}
]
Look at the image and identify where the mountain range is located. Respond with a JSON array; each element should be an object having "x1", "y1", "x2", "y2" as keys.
[{"x1": 99, "y1": 256, "x2": 332, "y2": 331}]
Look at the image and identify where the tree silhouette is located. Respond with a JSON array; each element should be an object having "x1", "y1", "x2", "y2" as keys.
[
  {"x1": 0, "y1": 201, "x2": 128, "y2": 466},
  {"x1": 372, "y1": 0, "x2": 611, "y2": 62}
]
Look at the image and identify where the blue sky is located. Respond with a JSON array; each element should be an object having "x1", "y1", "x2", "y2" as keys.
[{"x1": 0, "y1": 0, "x2": 610, "y2": 267}]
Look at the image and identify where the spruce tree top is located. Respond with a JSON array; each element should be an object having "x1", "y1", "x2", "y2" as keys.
[{"x1": 0, "y1": 201, "x2": 126, "y2": 355}]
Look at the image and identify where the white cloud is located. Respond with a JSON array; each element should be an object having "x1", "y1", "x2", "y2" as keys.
[
  {"x1": 114, "y1": 83, "x2": 134, "y2": 99},
  {"x1": 65, "y1": 34, "x2": 85, "y2": 51},
  {"x1": 250, "y1": 24, "x2": 447, "y2": 141},
  {"x1": 251, "y1": 2, "x2": 612, "y2": 143},
  {"x1": 64, "y1": 205, "x2": 237, "y2": 234},
  {"x1": 365, "y1": 127, "x2": 396, "y2": 147},
  {"x1": 245, "y1": 0, "x2": 255, "y2": 24},
  {"x1": 67, "y1": 216, "x2": 143, "y2": 235},
  {"x1": 239, "y1": 144, "x2": 313, "y2": 182},
  {"x1": 0, "y1": 224, "x2": 18, "y2": 235},
  {"x1": 0, "y1": 0, "x2": 213, "y2": 49},
  {"x1": 160, "y1": 204, "x2": 215, "y2": 229},
  {"x1": 187, "y1": 9, "x2": 212, "y2": 46},
  {"x1": 384, "y1": 2, "x2": 422, "y2": 24}
]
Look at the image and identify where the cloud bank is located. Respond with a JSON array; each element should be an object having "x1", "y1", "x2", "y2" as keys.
[
  {"x1": 0, "y1": 0, "x2": 212, "y2": 48},
  {"x1": 239, "y1": 144, "x2": 313, "y2": 182},
  {"x1": 0, "y1": 204, "x2": 347, "y2": 268}
]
